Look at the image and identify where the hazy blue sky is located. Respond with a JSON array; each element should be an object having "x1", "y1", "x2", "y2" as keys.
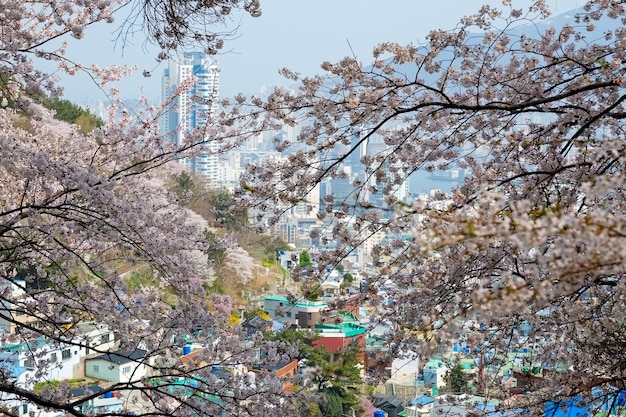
[{"x1": 58, "y1": 0, "x2": 582, "y2": 103}]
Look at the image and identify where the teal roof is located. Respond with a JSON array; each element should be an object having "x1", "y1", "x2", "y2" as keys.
[
  {"x1": 425, "y1": 358, "x2": 447, "y2": 368},
  {"x1": 365, "y1": 337, "x2": 389, "y2": 348},
  {"x1": 2, "y1": 337, "x2": 46, "y2": 353},
  {"x1": 264, "y1": 295, "x2": 290, "y2": 303},
  {"x1": 295, "y1": 299, "x2": 327, "y2": 307},
  {"x1": 338, "y1": 311, "x2": 359, "y2": 323},
  {"x1": 315, "y1": 322, "x2": 367, "y2": 338},
  {"x1": 148, "y1": 378, "x2": 227, "y2": 416}
]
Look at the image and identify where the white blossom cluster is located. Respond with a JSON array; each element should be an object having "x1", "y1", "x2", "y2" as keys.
[{"x1": 226, "y1": 0, "x2": 626, "y2": 412}]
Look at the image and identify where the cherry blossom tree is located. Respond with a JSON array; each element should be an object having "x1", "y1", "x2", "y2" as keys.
[
  {"x1": 0, "y1": 0, "x2": 313, "y2": 415},
  {"x1": 229, "y1": 0, "x2": 626, "y2": 411},
  {"x1": 0, "y1": 0, "x2": 260, "y2": 101},
  {"x1": 0, "y1": 97, "x2": 305, "y2": 416}
]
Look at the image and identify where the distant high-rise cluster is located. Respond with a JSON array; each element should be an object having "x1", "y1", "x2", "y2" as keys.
[{"x1": 161, "y1": 52, "x2": 220, "y2": 182}]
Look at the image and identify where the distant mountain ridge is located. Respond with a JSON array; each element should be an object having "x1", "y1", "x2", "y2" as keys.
[{"x1": 362, "y1": 4, "x2": 620, "y2": 84}]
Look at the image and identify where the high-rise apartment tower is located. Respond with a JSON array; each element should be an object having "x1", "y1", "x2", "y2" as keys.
[{"x1": 161, "y1": 52, "x2": 220, "y2": 182}]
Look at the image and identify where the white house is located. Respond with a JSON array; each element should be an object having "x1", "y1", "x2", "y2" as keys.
[
  {"x1": 85, "y1": 349, "x2": 148, "y2": 383},
  {"x1": 423, "y1": 359, "x2": 448, "y2": 389},
  {"x1": 0, "y1": 322, "x2": 119, "y2": 417},
  {"x1": 0, "y1": 352, "x2": 36, "y2": 417},
  {"x1": 320, "y1": 277, "x2": 342, "y2": 299},
  {"x1": 0, "y1": 279, "x2": 41, "y2": 334},
  {"x1": 73, "y1": 322, "x2": 117, "y2": 358},
  {"x1": 1, "y1": 338, "x2": 81, "y2": 382}
]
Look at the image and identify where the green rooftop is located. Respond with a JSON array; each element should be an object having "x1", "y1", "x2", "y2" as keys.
[
  {"x1": 338, "y1": 311, "x2": 359, "y2": 323},
  {"x1": 315, "y1": 322, "x2": 367, "y2": 338},
  {"x1": 425, "y1": 358, "x2": 447, "y2": 369},
  {"x1": 264, "y1": 295, "x2": 290, "y2": 303}
]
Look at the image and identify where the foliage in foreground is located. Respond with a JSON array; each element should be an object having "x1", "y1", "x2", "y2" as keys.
[
  {"x1": 227, "y1": 0, "x2": 626, "y2": 413},
  {"x1": 5, "y1": 0, "x2": 626, "y2": 415},
  {"x1": 0, "y1": 0, "x2": 302, "y2": 415}
]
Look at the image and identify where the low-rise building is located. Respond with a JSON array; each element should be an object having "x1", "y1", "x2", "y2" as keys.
[
  {"x1": 0, "y1": 280, "x2": 42, "y2": 334},
  {"x1": 423, "y1": 359, "x2": 448, "y2": 389},
  {"x1": 251, "y1": 359, "x2": 298, "y2": 392},
  {"x1": 312, "y1": 322, "x2": 367, "y2": 361},
  {"x1": 1, "y1": 338, "x2": 82, "y2": 382},
  {"x1": 364, "y1": 337, "x2": 392, "y2": 377},
  {"x1": 263, "y1": 295, "x2": 298, "y2": 326},
  {"x1": 263, "y1": 296, "x2": 330, "y2": 329},
  {"x1": 402, "y1": 395, "x2": 436, "y2": 417},
  {"x1": 0, "y1": 356, "x2": 34, "y2": 417},
  {"x1": 85, "y1": 349, "x2": 148, "y2": 383}
]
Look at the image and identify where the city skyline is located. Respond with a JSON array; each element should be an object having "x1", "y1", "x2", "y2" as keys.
[{"x1": 55, "y1": 0, "x2": 581, "y2": 104}]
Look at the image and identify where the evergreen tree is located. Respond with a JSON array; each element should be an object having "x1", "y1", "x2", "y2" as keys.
[
  {"x1": 43, "y1": 98, "x2": 103, "y2": 132},
  {"x1": 444, "y1": 358, "x2": 468, "y2": 394},
  {"x1": 210, "y1": 187, "x2": 249, "y2": 231},
  {"x1": 173, "y1": 171, "x2": 196, "y2": 198},
  {"x1": 320, "y1": 388, "x2": 344, "y2": 417},
  {"x1": 299, "y1": 249, "x2": 313, "y2": 267}
]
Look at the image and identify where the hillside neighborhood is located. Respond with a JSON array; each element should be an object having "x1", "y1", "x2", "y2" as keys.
[
  {"x1": 2, "y1": 242, "x2": 625, "y2": 417},
  {"x1": 3, "y1": 0, "x2": 626, "y2": 416}
]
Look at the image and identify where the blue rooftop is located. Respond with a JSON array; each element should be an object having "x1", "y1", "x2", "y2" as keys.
[
  {"x1": 0, "y1": 361, "x2": 27, "y2": 378},
  {"x1": 411, "y1": 395, "x2": 435, "y2": 406},
  {"x1": 544, "y1": 400, "x2": 590, "y2": 417}
]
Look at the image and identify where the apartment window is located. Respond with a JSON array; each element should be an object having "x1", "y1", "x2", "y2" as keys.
[
  {"x1": 101, "y1": 333, "x2": 110, "y2": 343},
  {"x1": 61, "y1": 349, "x2": 71, "y2": 360},
  {"x1": 286, "y1": 312, "x2": 291, "y2": 318},
  {"x1": 122, "y1": 366, "x2": 132, "y2": 374},
  {"x1": 279, "y1": 302, "x2": 283, "y2": 307},
  {"x1": 307, "y1": 313, "x2": 312, "y2": 320},
  {"x1": 50, "y1": 353, "x2": 57, "y2": 364},
  {"x1": 23, "y1": 358, "x2": 35, "y2": 368},
  {"x1": 93, "y1": 365, "x2": 99, "y2": 373}
]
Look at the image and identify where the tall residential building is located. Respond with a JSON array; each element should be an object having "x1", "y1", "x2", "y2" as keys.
[{"x1": 160, "y1": 52, "x2": 220, "y2": 183}]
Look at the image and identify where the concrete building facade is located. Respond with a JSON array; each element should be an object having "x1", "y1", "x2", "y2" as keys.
[{"x1": 161, "y1": 52, "x2": 221, "y2": 184}]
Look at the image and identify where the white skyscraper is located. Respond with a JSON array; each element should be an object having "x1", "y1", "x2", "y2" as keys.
[{"x1": 161, "y1": 52, "x2": 220, "y2": 183}]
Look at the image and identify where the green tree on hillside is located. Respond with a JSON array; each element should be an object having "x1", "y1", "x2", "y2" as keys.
[
  {"x1": 173, "y1": 171, "x2": 196, "y2": 198},
  {"x1": 262, "y1": 236, "x2": 291, "y2": 265},
  {"x1": 264, "y1": 328, "x2": 320, "y2": 359},
  {"x1": 206, "y1": 230, "x2": 227, "y2": 268},
  {"x1": 444, "y1": 357, "x2": 469, "y2": 394},
  {"x1": 268, "y1": 329, "x2": 361, "y2": 389},
  {"x1": 43, "y1": 98, "x2": 103, "y2": 132},
  {"x1": 299, "y1": 250, "x2": 313, "y2": 267},
  {"x1": 210, "y1": 187, "x2": 249, "y2": 231},
  {"x1": 299, "y1": 401, "x2": 323, "y2": 417},
  {"x1": 266, "y1": 330, "x2": 362, "y2": 415}
]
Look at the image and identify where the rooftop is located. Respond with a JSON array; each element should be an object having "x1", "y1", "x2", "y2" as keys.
[
  {"x1": 87, "y1": 349, "x2": 147, "y2": 365},
  {"x1": 295, "y1": 299, "x2": 327, "y2": 308},
  {"x1": 0, "y1": 360, "x2": 27, "y2": 378},
  {"x1": 264, "y1": 295, "x2": 290, "y2": 303},
  {"x1": 315, "y1": 322, "x2": 367, "y2": 338}
]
